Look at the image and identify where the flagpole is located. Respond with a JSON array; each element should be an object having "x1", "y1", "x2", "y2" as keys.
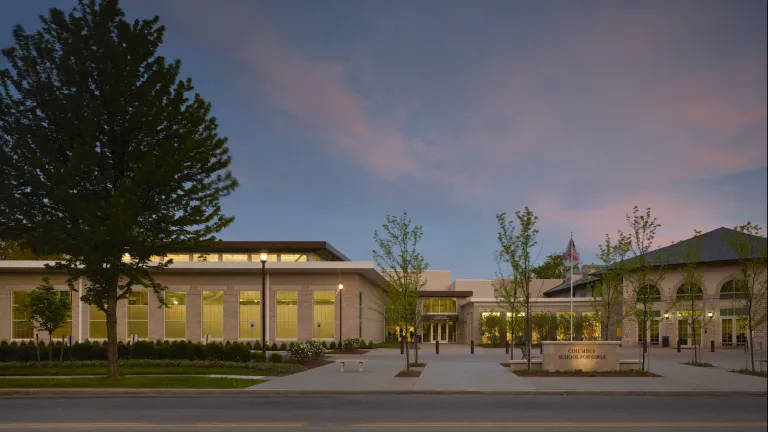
[{"x1": 570, "y1": 232, "x2": 574, "y2": 342}]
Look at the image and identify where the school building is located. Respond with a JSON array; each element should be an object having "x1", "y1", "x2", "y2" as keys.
[{"x1": 0, "y1": 228, "x2": 765, "y2": 350}]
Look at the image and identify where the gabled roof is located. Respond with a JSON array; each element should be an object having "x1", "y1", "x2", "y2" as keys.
[{"x1": 624, "y1": 227, "x2": 767, "y2": 267}]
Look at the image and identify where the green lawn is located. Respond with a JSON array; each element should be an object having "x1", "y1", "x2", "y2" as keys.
[
  {"x1": 0, "y1": 366, "x2": 277, "y2": 376},
  {"x1": 0, "y1": 376, "x2": 263, "y2": 389},
  {"x1": 373, "y1": 342, "x2": 402, "y2": 349}
]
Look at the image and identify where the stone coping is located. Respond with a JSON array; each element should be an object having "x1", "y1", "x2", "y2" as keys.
[{"x1": 541, "y1": 341, "x2": 621, "y2": 345}]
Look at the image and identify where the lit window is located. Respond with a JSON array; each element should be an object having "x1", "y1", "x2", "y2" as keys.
[
  {"x1": 165, "y1": 253, "x2": 190, "y2": 262},
  {"x1": 581, "y1": 312, "x2": 601, "y2": 341},
  {"x1": 239, "y1": 291, "x2": 261, "y2": 340},
  {"x1": 127, "y1": 291, "x2": 149, "y2": 339},
  {"x1": 276, "y1": 291, "x2": 298, "y2": 339},
  {"x1": 222, "y1": 253, "x2": 248, "y2": 262},
  {"x1": 616, "y1": 327, "x2": 622, "y2": 337},
  {"x1": 195, "y1": 253, "x2": 219, "y2": 262},
  {"x1": 52, "y1": 291, "x2": 73, "y2": 340},
  {"x1": 11, "y1": 292, "x2": 33, "y2": 339},
  {"x1": 165, "y1": 292, "x2": 186, "y2": 339},
  {"x1": 268, "y1": 253, "x2": 279, "y2": 262},
  {"x1": 202, "y1": 291, "x2": 224, "y2": 339},
  {"x1": 121, "y1": 254, "x2": 132, "y2": 262},
  {"x1": 89, "y1": 305, "x2": 107, "y2": 339},
  {"x1": 313, "y1": 254, "x2": 326, "y2": 261},
  {"x1": 149, "y1": 255, "x2": 163, "y2": 262},
  {"x1": 280, "y1": 253, "x2": 308, "y2": 262},
  {"x1": 313, "y1": 291, "x2": 335, "y2": 339}
]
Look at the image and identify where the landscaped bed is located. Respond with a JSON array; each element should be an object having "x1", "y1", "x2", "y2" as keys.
[
  {"x1": 0, "y1": 360, "x2": 306, "y2": 377},
  {"x1": 731, "y1": 369, "x2": 768, "y2": 378},
  {"x1": 682, "y1": 362, "x2": 714, "y2": 367},
  {"x1": 327, "y1": 349, "x2": 369, "y2": 355},
  {"x1": 395, "y1": 369, "x2": 422, "y2": 378},
  {"x1": 0, "y1": 376, "x2": 263, "y2": 389},
  {"x1": 513, "y1": 370, "x2": 660, "y2": 377}
]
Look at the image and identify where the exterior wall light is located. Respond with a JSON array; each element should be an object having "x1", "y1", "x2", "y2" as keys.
[
  {"x1": 664, "y1": 312, "x2": 670, "y2": 320},
  {"x1": 707, "y1": 311, "x2": 714, "y2": 319}
]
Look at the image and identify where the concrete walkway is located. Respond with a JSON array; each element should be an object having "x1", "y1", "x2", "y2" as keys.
[{"x1": 247, "y1": 345, "x2": 767, "y2": 393}]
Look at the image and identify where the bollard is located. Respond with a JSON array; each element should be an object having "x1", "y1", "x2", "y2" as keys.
[
  {"x1": 505, "y1": 340, "x2": 509, "y2": 355},
  {"x1": 471, "y1": 340, "x2": 475, "y2": 354},
  {"x1": 711, "y1": 340, "x2": 715, "y2": 353},
  {"x1": 436, "y1": 340, "x2": 440, "y2": 355},
  {"x1": 400, "y1": 339, "x2": 404, "y2": 355},
  {"x1": 677, "y1": 339, "x2": 681, "y2": 353}
]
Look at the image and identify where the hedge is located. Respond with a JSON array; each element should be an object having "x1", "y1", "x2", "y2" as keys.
[
  {"x1": 0, "y1": 340, "x2": 257, "y2": 363},
  {"x1": 0, "y1": 359, "x2": 304, "y2": 374}
]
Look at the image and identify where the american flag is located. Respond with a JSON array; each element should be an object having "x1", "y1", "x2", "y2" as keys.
[{"x1": 563, "y1": 237, "x2": 580, "y2": 267}]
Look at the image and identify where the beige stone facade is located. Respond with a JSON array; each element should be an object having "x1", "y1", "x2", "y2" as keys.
[
  {"x1": 621, "y1": 261, "x2": 768, "y2": 350},
  {"x1": 0, "y1": 262, "x2": 385, "y2": 344}
]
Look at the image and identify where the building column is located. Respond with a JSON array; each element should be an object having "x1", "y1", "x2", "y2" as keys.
[
  {"x1": 223, "y1": 289, "x2": 238, "y2": 341},
  {"x1": 187, "y1": 288, "x2": 201, "y2": 342}
]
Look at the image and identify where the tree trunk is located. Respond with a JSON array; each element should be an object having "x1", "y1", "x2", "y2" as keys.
[
  {"x1": 48, "y1": 332, "x2": 53, "y2": 366},
  {"x1": 748, "y1": 315, "x2": 755, "y2": 372},
  {"x1": 414, "y1": 325, "x2": 419, "y2": 365},
  {"x1": 404, "y1": 320, "x2": 410, "y2": 372},
  {"x1": 107, "y1": 288, "x2": 120, "y2": 379},
  {"x1": 510, "y1": 315, "x2": 515, "y2": 360},
  {"x1": 526, "y1": 303, "x2": 532, "y2": 371},
  {"x1": 60, "y1": 336, "x2": 65, "y2": 362}
]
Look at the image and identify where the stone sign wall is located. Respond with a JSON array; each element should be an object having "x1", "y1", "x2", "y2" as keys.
[{"x1": 541, "y1": 341, "x2": 621, "y2": 372}]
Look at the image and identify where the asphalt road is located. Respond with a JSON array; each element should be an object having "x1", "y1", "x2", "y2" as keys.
[{"x1": 0, "y1": 395, "x2": 766, "y2": 431}]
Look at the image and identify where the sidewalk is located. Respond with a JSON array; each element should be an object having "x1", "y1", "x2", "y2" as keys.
[{"x1": 2, "y1": 345, "x2": 765, "y2": 395}]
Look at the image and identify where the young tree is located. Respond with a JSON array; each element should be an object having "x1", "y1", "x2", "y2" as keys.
[
  {"x1": 24, "y1": 278, "x2": 72, "y2": 365},
  {"x1": 494, "y1": 256, "x2": 524, "y2": 359},
  {"x1": 532, "y1": 253, "x2": 567, "y2": 279},
  {"x1": 0, "y1": 0, "x2": 238, "y2": 378},
  {"x1": 372, "y1": 212, "x2": 429, "y2": 372},
  {"x1": 589, "y1": 234, "x2": 632, "y2": 341},
  {"x1": 675, "y1": 230, "x2": 708, "y2": 364},
  {"x1": 622, "y1": 207, "x2": 667, "y2": 372},
  {"x1": 480, "y1": 312, "x2": 506, "y2": 346},
  {"x1": 495, "y1": 207, "x2": 539, "y2": 370},
  {"x1": 724, "y1": 222, "x2": 768, "y2": 372}
]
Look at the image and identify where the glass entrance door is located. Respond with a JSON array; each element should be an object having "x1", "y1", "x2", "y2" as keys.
[{"x1": 424, "y1": 322, "x2": 455, "y2": 343}]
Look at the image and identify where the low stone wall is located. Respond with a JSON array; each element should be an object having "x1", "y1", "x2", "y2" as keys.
[{"x1": 541, "y1": 341, "x2": 621, "y2": 372}]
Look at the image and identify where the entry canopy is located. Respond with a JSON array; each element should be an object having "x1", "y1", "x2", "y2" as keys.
[
  {"x1": 418, "y1": 291, "x2": 473, "y2": 298},
  {"x1": 423, "y1": 314, "x2": 459, "y2": 322}
]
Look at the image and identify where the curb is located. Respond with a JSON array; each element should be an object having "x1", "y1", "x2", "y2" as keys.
[{"x1": 1, "y1": 389, "x2": 766, "y2": 397}]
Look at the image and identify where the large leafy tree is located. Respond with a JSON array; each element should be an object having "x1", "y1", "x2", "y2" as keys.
[
  {"x1": 372, "y1": 212, "x2": 429, "y2": 372},
  {"x1": 0, "y1": 0, "x2": 238, "y2": 378},
  {"x1": 532, "y1": 253, "x2": 567, "y2": 279}
]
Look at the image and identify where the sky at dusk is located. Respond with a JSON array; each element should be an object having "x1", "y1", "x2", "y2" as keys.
[{"x1": 1, "y1": 1, "x2": 766, "y2": 279}]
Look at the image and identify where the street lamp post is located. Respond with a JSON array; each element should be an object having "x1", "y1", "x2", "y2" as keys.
[
  {"x1": 338, "y1": 282, "x2": 344, "y2": 348},
  {"x1": 259, "y1": 250, "x2": 268, "y2": 357}
]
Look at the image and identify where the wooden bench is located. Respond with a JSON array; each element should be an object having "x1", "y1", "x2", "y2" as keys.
[{"x1": 336, "y1": 359, "x2": 366, "y2": 372}]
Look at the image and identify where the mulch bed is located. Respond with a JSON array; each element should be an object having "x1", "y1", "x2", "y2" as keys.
[
  {"x1": 513, "y1": 370, "x2": 660, "y2": 377},
  {"x1": 395, "y1": 370, "x2": 422, "y2": 378},
  {"x1": 300, "y1": 359, "x2": 335, "y2": 370},
  {"x1": 731, "y1": 369, "x2": 768, "y2": 378},
  {"x1": 682, "y1": 362, "x2": 714, "y2": 368}
]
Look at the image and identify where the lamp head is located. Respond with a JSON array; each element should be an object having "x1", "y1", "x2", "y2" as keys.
[
  {"x1": 338, "y1": 282, "x2": 344, "y2": 290},
  {"x1": 259, "y1": 249, "x2": 268, "y2": 263},
  {"x1": 664, "y1": 312, "x2": 670, "y2": 319},
  {"x1": 707, "y1": 311, "x2": 714, "y2": 318}
]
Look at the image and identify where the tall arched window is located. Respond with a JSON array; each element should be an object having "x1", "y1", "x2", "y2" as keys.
[
  {"x1": 676, "y1": 283, "x2": 703, "y2": 300},
  {"x1": 719, "y1": 280, "x2": 745, "y2": 299},
  {"x1": 636, "y1": 285, "x2": 660, "y2": 303}
]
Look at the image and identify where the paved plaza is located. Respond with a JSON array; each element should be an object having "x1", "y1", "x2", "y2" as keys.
[{"x1": 250, "y1": 344, "x2": 768, "y2": 393}]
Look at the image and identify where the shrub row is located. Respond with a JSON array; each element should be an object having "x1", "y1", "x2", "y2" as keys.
[
  {"x1": 0, "y1": 338, "x2": 377, "y2": 363},
  {"x1": 0, "y1": 359, "x2": 304, "y2": 374},
  {"x1": 1, "y1": 340, "x2": 253, "y2": 363}
]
